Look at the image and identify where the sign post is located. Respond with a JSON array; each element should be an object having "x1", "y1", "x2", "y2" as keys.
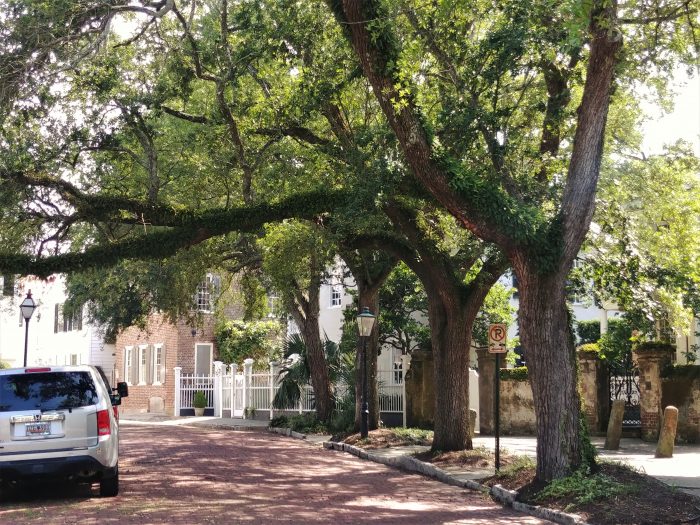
[{"x1": 488, "y1": 323, "x2": 507, "y2": 472}]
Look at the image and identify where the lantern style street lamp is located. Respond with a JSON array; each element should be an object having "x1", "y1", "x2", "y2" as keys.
[
  {"x1": 20, "y1": 290, "x2": 37, "y2": 367},
  {"x1": 356, "y1": 307, "x2": 376, "y2": 439}
]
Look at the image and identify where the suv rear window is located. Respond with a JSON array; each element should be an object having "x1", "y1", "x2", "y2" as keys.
[{"x1": 0, "y1": 372, "x2": 98, "y2": 412}]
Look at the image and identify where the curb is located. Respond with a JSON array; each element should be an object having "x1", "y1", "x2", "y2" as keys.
[
  {"x1": 269, "y1": 426, "x2": 308, "y2": 441},
  {"x1": 320, "y1": 438, "x2": 589, "y2": 525}
]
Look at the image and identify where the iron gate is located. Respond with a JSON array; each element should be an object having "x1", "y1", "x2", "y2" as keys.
[{"x1": 608, "y1": 351, "x2": 641, "y2": 429}]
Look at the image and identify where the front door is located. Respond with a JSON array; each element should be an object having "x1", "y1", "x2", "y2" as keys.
[{"x1": 195, "y1": 343, "x2": 213, "y2": 376}]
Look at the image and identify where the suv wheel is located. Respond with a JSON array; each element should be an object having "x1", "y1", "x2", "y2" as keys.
[{"x1": 99, "y1": 467, "x2": 119, "y2": 497}]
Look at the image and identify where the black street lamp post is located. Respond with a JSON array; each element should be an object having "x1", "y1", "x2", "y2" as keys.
[
  {"x1": 20, "y1": 290, "x2": 37, "y2": 367},
  {"x1": 356, "y1": 307, "x2": 376, "y2": 439}
]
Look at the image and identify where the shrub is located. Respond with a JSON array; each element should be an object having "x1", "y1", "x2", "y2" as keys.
[
  {"x1": 500, "y1": 366, "x2": 528, "y2": 381},
  {"x1": 215, "y1": 319, "x2": 282, "y2": 367},
  {"x1": 0, "y1": 360, "x2": 10, "y2": 369},
  {"x1": 576, "y1": 320, "x2": 600, "y2": 344},
  {"x1": 536, "y1": 469, "x2": 635, "y2": 507},
  {"x1": 193, "y1": 391, "x2": 208, "y2": 409},
  {"x1": 634, "y1": 341, "x2": 675, "y2": 353},
  {"x1": 391, "y1": 427, "x2": 433, "y2": 444},
  {"x1": 577, "y1": 343, "x2": 601, "y2": 354},
  {"x1": 598, "y1": 318, "x2": 633, "y2": 363},
  {"x1": 270, "y1": 415, "x2": 289, "y2": 428},
  {"x1": 660, "y1": 364, "x2": 700, "y2": 379},
  {"x1": 287, "y1": 413, "x2": 328, "y2": 434}
]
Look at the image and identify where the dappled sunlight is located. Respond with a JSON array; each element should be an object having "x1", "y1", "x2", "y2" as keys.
[{"x1": 0, "y1": 425, "x2": 549, "y2": 524}]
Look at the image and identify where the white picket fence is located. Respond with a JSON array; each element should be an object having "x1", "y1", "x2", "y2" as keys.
[{"x1": 174, "y1": 358, "x2": 408, "y2": 424}]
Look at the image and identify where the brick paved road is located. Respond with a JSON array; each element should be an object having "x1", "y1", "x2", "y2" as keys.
[{"x1": 0, "y1": 425, "x2": 550, "y2": 524}]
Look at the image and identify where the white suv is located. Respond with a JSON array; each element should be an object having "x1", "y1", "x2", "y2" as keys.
[{"x1": 0, "y1": 365, "x2": 128, "y2": 497}]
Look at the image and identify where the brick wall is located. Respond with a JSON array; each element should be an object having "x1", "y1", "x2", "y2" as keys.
[{"x1": 115, "y1": 313, "x2": 217, "y2": 415}]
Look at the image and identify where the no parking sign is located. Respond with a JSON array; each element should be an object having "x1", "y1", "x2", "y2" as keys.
[{"x1": 488, "y1": 323, "x2": 507, "y2": 353}]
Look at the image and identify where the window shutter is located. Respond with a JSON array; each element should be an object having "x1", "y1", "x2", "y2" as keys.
[
  {"x1": 146, "y1": 345, "x2": 153, "y2": 385},
  {"x1": 130, "y1": 347, "x2": 139, "y2": 385},
  {"x1": 54, "y1": 304, "x2": 60, "y2": 333},
  {"x1": 124, "y1": 347, "x2": 129, "y2": 384},
  {"x1": 160, "y1": 345, "x2": 166, "y2": 384}
]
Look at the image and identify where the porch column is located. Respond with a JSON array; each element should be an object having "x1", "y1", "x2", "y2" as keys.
[
  {"x1": 400, "y1": 354, "x2": 412, "y2": 428},
  {"x1": 173, "y1": 367, "x2": 182, "y2": 416},
  {"x1": 213, "y1": 361, "x2": 224, "y2": 418},
  {"x1": 243, "y1": 358, "x2": 254, "y2": 419},
  {"x1": 269, "y1": 361, "x2": 279, "y2": 420},
  {"x1": 229, "y1": 363, "x2": 237, "y2": 417}
]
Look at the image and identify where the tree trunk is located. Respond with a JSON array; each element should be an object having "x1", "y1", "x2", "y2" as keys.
[
  {"x1": 516, "y1": 264, "x2": 582, "y2": 481},
  {"x1": 354, "y1": 286, "x2": 380, "y2": 431},
  {"x1": 428, "y1": 295, "x2": 475, "y2": 451},
  {"x1": 302, "y1": 317, "x2": 334, "y2": 423}
]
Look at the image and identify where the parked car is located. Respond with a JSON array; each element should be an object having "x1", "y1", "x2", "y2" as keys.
[{"x1": 0, "y1": 365, "x2": 128, "y2": 497}]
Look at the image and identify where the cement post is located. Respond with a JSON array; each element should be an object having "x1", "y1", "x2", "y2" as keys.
[
  {"x1": 173, "y1": 366, "x2": 182, "y2": 416},
  {"x1": 655, "y1": 406, "x2": 679, "y2": 458},
  {"x1": 605, "y1": 399, "x2": 625, "y2": 450}
]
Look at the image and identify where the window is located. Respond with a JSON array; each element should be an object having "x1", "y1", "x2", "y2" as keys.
[
  {"x1": 152, "y1": 344, "x2": 165, "y2": 384},
  {"x1": 194, "y1": 274, "x2": 220, "y2": 312},
  {"x1": 54, "y1": 303, "x2": 83, "y2": 333},
  {"x1": 138, "y1": 345, "x2": 148, "y2": 385},
  {"x1": 393, "y1": 361, "x2": 403, "y2": 384},
  {"x1": 330, "y1": 285, "x2": 342, "y2": 308},
  {"x1": 0, "y1": 372, "x2": 98, "y2": 412}
]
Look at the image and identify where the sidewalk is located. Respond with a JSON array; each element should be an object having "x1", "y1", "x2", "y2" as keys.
[{"x1": 120, "y1": 414, "x2": 700, "y2": 498}]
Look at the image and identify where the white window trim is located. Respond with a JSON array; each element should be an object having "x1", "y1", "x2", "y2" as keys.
[
  {"x1": 329, "y1": 285, "x2": 342, "y2": 308},
  {"x1": 152, "y1": 343, "x2": 164, "y2": 385},
  {"x1": 124, "y1": 346, "x2": 133, "y2": 386},
  {"x1": 138, "y1": 344, "x2": 148, "y2": 385},
  {"x1": 194, "y1": 342, "x2": 214, "y2": 376}
]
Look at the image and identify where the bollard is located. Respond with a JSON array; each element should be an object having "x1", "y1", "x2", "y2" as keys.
[
  {"x1": 655, "y1": 406, "x2": 679, "y2": 458},
  {"x1": 604, "y1": 399, "x2": 626, "y2": 450},
  {"x1": 469, "y1": 409, "x2": 477, "y2": 438}
]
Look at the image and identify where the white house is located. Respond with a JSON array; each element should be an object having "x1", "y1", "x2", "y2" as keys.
[{"x1": 0, "y1": 275, "x2": 116, "y2": 379}]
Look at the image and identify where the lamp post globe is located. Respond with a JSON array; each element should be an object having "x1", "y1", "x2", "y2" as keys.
[
  {"x1": 20, "y1": 290, "x2": 37, "y2": 367},
  {"x1": 356, "y1": 307, "x2": 376, "y2": 439}
]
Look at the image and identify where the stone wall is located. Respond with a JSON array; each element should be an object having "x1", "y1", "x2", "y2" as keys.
[
  {"x1": 661, "y1": 370, "x2": 700, "y2": 443},
  {"x1": 499, "y1": 379, "x2": 536, "y2": 434},
  {"x1": 477, "y1": 347, "x2": 605, "y2": 436}
]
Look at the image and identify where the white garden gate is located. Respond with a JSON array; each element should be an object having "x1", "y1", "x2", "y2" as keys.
[{"x1": 174, "y1": 357, "x2": 438, "y2": 427}]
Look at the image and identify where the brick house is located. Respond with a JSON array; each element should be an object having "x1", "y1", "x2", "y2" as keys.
[{"x1": 114, "y1": 313, "x2": 218, "y2": 415}]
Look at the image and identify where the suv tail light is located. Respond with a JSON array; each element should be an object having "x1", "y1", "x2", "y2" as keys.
[{"x1": 97, "y1": 409, "x2": 111, "y2": 436}]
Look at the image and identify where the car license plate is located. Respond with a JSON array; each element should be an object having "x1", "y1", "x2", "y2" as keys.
[{"x1": 26, "y1": 422, "x2": 51, "y2": 436}]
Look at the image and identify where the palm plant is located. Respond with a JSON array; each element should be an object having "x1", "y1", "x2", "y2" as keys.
[{"x1": 273, "y1": 333, "x2": 355, "y2": 416}]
